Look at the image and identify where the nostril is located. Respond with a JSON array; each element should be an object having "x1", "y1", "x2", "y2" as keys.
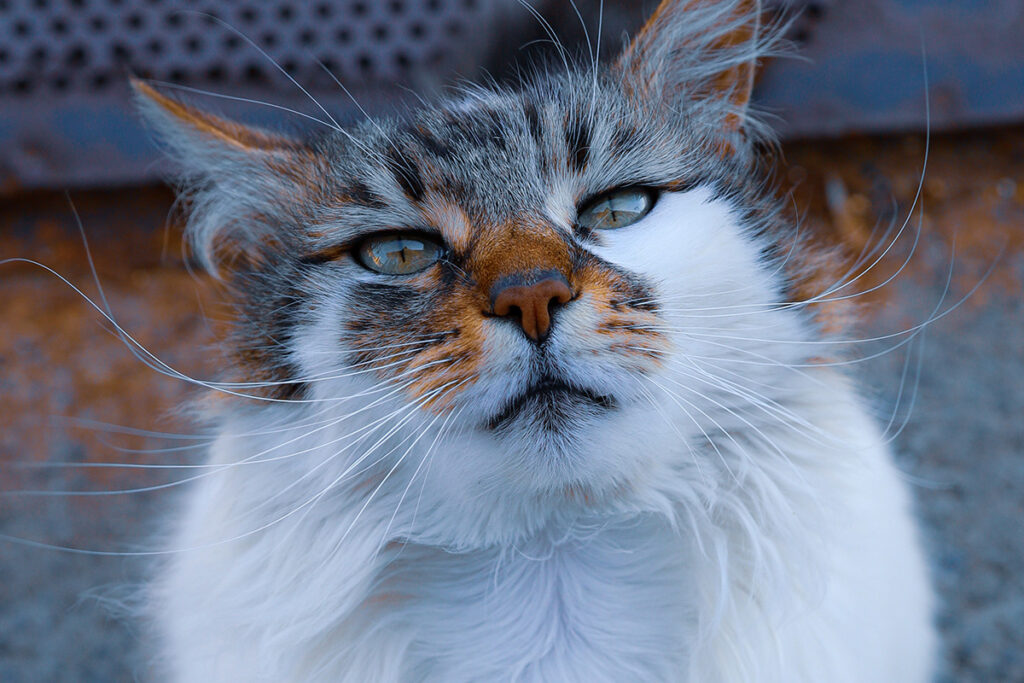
[{"x1": 492, "y1": 297, "x2": 518, "y2": 319}]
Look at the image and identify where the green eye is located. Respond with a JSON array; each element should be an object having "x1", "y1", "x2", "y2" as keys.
[
  {"x1": 577, "y1": 188, "x2": 656, "y2": 231},
  {"x1": 357, "y1": 233, "x2": 445, "y2": 275}
]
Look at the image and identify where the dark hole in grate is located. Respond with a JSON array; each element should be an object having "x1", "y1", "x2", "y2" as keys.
[
  {"x1": 243, "y1": 63, "x2": 267, "y2": 84},
  {"x1": 0, "y1": 0, "x2": 489, "y2": 98},
  {"x1": 66, "y1": 46, "x2": 89, "y2": 68},
  {"x1": 319, "y1": 56, "x2": 338, "y2": 73},
  {"x1": 806, "y1": 2, "x2": 826, "y2": 20},
  {"x1": 205, "y1": 65, "x2": 225, "y2": 83}
]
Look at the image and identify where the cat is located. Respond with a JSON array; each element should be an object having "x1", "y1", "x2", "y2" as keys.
[{"x1": 133, "y1": 0, "x2": 936, "y2": 680}]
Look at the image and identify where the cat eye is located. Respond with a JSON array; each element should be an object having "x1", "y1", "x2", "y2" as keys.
[
  {"x1": 356, "y1": 232, "x2": 445, "y2": 275},
  {"x1": 577, "y1": 188, "x2": 657, "y2": 231}
]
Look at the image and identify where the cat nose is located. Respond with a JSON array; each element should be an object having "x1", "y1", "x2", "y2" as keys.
[{"x1": 489, "y1": 270, "x2": 573, "y2": 343}]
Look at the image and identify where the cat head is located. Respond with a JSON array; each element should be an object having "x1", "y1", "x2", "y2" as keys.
[{"x1": 136, "y1": 0, "x2": 831, "y2": 512}]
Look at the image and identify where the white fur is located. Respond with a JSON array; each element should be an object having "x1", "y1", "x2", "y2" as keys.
[{"x1": 153, "y1": 190, "x2": 935, "y2": 681}]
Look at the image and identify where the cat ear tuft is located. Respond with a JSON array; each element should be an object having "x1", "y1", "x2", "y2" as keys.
[
  {"x1": 615, "y1": 0, "x2": 764, "y2": 135},
  {"x1": 132, "y1": 79, "x2": 318, "y2": 275}
]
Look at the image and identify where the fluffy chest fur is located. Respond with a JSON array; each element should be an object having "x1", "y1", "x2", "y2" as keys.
[{"x1": 377, "y1": 519, "x2": 697, "y2": 681}]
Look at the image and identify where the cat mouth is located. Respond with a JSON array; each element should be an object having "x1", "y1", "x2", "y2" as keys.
[{"x1": 486, "y1": 375, "x2": 616, "y2": 431}]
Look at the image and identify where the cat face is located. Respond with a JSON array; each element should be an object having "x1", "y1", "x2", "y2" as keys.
[{"x1": 136, "y1": 1, "x2": 827, "y2": 499}]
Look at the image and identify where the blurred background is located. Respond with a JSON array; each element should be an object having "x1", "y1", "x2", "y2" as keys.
[{"x1": 1, "y1": 0, "x2": 1022, "y2": 680}]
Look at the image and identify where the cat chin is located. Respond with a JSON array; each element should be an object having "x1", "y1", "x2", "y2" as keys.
[{"x1": 479, "y1": 395, "x2": 677, "y2": 498}]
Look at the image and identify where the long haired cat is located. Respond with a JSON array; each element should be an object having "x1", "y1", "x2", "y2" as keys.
[{"x1": 133, "y1": 0, "x2": 936, "y2": 680}]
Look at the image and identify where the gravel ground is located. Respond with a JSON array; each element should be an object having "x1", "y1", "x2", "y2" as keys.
[{"x1": 1, "y1": 128, "x2": 1021, "y2": 681}]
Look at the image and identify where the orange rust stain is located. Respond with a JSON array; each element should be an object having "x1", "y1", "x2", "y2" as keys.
[
  {"x1": 780, "y1": 126, "x2": 1024, "y2": 310},
  {"x1": 1, "y1": 186, "x2": 221, "y2": 499}
]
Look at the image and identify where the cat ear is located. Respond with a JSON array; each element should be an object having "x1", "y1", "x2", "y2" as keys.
[
  {"x1": 132, "y1": 79, "x2": 319, "y2": 274},
  {"x1": 615, "y1": 0, "x2": 762, "y2": 134},
  {"x1": 132, "y1": 79, "x2": 301, "y2": 154}
]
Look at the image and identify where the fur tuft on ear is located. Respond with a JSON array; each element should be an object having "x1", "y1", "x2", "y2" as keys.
[
  {"x1": 615, "y1": 0, "x2": 772, "y2": 140},
  {"x1": 132, "y1": 79, "x2": 320, "y2": 275}
]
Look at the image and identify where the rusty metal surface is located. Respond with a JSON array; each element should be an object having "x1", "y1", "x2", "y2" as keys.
[
  {"x1": 756, "y1": 0, "x2": 1024, "y2": 138},
  {"x1": 2, "y1": 0, "x2": 1024, "y2": 192},
  {"x1": 1, "y1": 125, "x2": 1023, "y2": 680}
]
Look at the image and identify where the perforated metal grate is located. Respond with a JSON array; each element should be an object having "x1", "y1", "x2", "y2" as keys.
[
  {"x1": 0, "y1": 0, "x2": 492, "y2": 98},
  {"x1": 2, "y1": 0, "x2": 1021, "y2": 193}
]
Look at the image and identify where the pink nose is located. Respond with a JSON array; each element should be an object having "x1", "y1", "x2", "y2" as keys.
[{"x1": 490, "y1": 271, "x2": 573, "y2": 343}]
